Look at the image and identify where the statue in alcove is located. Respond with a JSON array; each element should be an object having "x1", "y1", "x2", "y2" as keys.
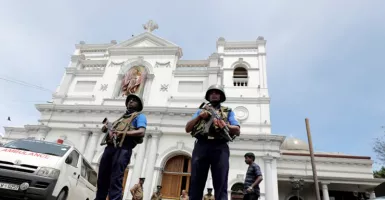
[{"x1": 121, "y1": 66, "x2": 147, "y2": 97}]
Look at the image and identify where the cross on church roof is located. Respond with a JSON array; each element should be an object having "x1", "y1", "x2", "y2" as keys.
[{"x1": 143, "y1": 20, "x2": 159, "y2": 33}]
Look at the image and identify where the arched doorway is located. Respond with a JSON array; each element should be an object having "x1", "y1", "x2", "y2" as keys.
[
  {"x1": 287, "y1": 195, "x2": 304, "y2": 200},
  {"x1": 161, "y1": 155, "x2": 191, "y2": 199},
  {"x1": 231, "y1": 183, "x2": 244, "y2": 200}
]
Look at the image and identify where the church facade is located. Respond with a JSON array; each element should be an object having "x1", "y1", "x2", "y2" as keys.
[{"x1": 1, "y1": 21, "x2": 382, "y2": 200}]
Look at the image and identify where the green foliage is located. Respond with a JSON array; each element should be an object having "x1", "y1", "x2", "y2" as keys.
[{"x1": 373, "y1": 166, "x2": 385, "y2": 178}]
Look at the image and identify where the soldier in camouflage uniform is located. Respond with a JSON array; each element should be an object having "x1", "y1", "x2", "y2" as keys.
[
  {"x1": 95, "y1": 94, "x2": 147, "y2": 200},
  {"x1": 185, "y1": 85, "x2": 240, "y2": 200}
]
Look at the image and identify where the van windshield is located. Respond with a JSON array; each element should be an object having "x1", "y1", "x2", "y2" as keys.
[{"x1": 3, "y1": 139, "x2": 70, "y2": 157}]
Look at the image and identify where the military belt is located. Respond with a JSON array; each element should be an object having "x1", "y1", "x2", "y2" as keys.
[{"x1": 195, "y1": 134, "x2": 228, "y2": 143}]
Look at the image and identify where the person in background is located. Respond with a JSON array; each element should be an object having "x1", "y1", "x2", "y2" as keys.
[
  {"x1": 243, "y1": 153, "x2": 263, "y2": 200},
  {"x1": 151, "y1": 185, "x2": 163, "y2": 200},
  {"x1": 180, "y1": 189, "x2": 189, "y2": 200},
  {"x1": 131, "y1": 178, "x2": 145, "y2": 200},
  {"x1": 203, "y1": 188, "x2": 215, "y2": 200}
]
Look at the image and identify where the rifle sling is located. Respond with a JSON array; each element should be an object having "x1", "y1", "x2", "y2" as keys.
[{"x1": 118, "y1": 112, "x2": 140, "y2": 147}]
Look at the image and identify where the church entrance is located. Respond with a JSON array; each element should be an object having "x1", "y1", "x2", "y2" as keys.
[
  {"x1": 231, "y1": 183, "x2": 244, "y2": 200},
  {"x1": 161, "y1": 155, "x2": 191, "y2": 199}
]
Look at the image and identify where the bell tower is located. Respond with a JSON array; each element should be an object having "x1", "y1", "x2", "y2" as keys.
[{"x1": 216, "y1": 36, "x2": 271, "y2": 134}]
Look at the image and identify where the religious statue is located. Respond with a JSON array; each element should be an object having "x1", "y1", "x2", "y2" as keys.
[
  {"x1": 121, "y1": 66, "x2": 146, "y2": 96},
  {"x1": 143, "y1": 20, "x2": 159, "y2": 33}
]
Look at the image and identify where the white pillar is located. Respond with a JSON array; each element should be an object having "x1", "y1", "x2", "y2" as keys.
[
  {"x1": 83, "y1": 131, "x2": 100, "y2": 162},
  {"x1": 263, "y1": 156, "x2": 274, "y2": 200},
  {"x1": 128, "y1": 135, "x2": 148, "y2": 199},
  {"x1": 208, "y1": 53, "x2": 219, "y2": 86},
  {"x1": 272, "y1": 160, "x2": 279, "y2": 200},
  {"x1": 321, "y1": 182, "x2": 330, "y2": 200},
  {"x1": 54, "y1": 74, "x2": 74, "y2": 104},
  {"x1": 370, "y1": 191, "x2": 376, "y2": 199},
  {"x1": 262, "y1": 55, "x2": 268, "y2": 88},
  {"x1": 258, "y1": 55, "x2": 263, "y2": 90},
  {"x1": 78, "y1": 131, "x2": 90, "y2": 154},
  {"x1": 154, "y1": 167, "x2": 163, "y2": 186},
  {"x1": 96, "y1": 132, "x2": 106, "y2": 151},
  {"x1": 57, "y1": 73, "x2": 74, "y2": 95},
  {"x1": 228, "y1": 190, "x2": 231, "y2": 200},
  {"x1": 123, "y1": 165, "x2": 135, "y2": 200},
  {"x1": 142, "y1": 75, "x2": 154, "y2": 105},
  {"x1": 143, "y1": 132, "x2": 161, "y2": 200},
  {"x1": 93, "y1": 133, "x2": 107, "y2": 163}
]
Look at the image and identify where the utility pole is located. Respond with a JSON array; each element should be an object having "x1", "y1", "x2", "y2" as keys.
[{"x1": 305, "y1": 118, "x2": 321, "y2": 200}]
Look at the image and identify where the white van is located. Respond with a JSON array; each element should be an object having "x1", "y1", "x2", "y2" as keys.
[{"x1": 0, "y1": 138, "x2": 97, "y2": 200}]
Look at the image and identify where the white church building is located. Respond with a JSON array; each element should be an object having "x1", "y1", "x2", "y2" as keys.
[{"x1": 1, "y1": 21, "x2": 383, "y2": 200}]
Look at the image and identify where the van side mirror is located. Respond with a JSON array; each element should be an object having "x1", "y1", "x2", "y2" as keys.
[{"x1": 65, "y1": 154, "x2": 73, "y2": 164}]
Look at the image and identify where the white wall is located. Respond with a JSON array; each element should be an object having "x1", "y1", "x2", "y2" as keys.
[{"x1": 278, "y1": 154, "x2": 374, "y2": 179}]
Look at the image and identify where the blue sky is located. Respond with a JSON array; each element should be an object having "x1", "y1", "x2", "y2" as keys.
[{"x1": 1, "y1": 1, "x2": 384, "y2": 169}]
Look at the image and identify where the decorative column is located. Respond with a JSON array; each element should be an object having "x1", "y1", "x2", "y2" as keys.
[
  {"x1": 128, "y1": 134, "x2": 148, "y2": 197},
  {"x1": 263, "y1": 156, "x2": 274, "y2": 200},
  {"x1": 370, "y1": 191, "x2": 376, "y2": 199},
  {"x1": 78, "y1": 130, "x2": 91, "y2": 154},
  {"x1": 155, "y1": 166, "x2": 163, "y2": 186},
  {"x1": 123, "y1": 165, "x2": 135, "y2": 200},
  {"x1": 256, "y1": 36, "x2": 267, "y2": 89},
  {"x1": 97, "y1": 133, "x2": 106, "y2": 150},
  {"x1": 228, "y1": 190, "x2": 231, "y2": 200},
  {"x1": 57, "y1": 72, "x2": 74, "y2": 95},
  {"x1": 53, "y1": 55, "x2": 84, "y2": 104},
  {"x1": 262, "y1": 54, "x2": 268, "y2": 88},
  {"x1": 83, "y1": 131, "x2": 101, "y2": 162},
  {"x1": 143, "y1": 131, "x2": 162, "y2": 200},
  {"x1": 142, "y1": 74, "x2": 154, "y2": 105},
  {"x1": 95, "y1": 132, "x2": 107, "y2": 156},
  {"x1": 208, "y1": 53, "x2": 219, "y2": 86},
  {"x1": 321, "y1": 182, "x2": 330, "y2": 200}
]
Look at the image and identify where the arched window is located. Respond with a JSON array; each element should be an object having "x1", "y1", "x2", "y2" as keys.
[
  {"x1": 161, "y1": 155, "x2": 191, "y2": 199},
  {"x1": 231, "y1": 182, "x2": 244, "y2": 200},
  {"x1": 233, "y1": 67, "x2": 248, "y2": 86}
]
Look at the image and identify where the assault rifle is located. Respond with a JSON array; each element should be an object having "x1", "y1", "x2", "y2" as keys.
[
  {"x1": 100, "y1": 118, "x2": 118, "y2": 148},
  {"x1": 199, "y1": 102, "x2": 235, "y2": 142}
]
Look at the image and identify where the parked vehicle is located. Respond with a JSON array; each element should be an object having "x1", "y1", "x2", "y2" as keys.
[{"x1": 0, "y1": 138, "x2": 97, "y2": 200}]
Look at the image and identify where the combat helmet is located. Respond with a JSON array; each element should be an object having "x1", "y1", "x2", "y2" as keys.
[
  {"x1": 125, "y1": 94, "x2": 144, "y2": 112},
  {"x1": 205, "y1": 84, "x2": 226, "y2": 102}
]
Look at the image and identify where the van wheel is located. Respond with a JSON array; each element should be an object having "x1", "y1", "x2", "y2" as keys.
[{"x1": 56, "y1": 190, "x2": 68, "y2": 200}]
